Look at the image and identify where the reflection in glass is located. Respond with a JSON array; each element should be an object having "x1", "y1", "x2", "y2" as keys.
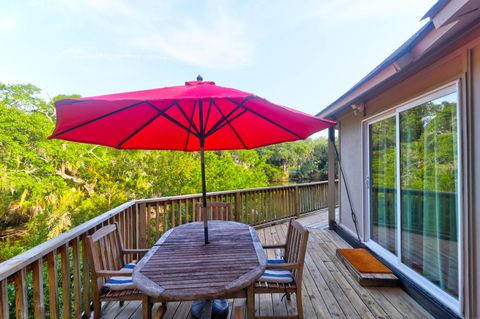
[
  {"x1": 400, "y1": 92, "x2": 458, "y2": 298},
  {"x1": 369, "y1": 117, "x2": 397, "y2": 254}
]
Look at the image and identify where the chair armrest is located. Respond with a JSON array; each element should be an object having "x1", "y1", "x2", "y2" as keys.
[
  {"x1": 96, "y1": 270, "x2": 133, "y2": 277},
  {"x1": 262, "y1": 244, "x2": 286, "y2": 249},
  {"x1": 266, "y1": 263, "x2": 299, "y2": 270},
  {"x1": 122, "y1": 249, "x2": 149, "y2": 255}
]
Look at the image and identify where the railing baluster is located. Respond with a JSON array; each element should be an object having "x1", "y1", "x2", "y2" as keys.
[
  {"x1": 171, "y1": 201, "x2": 176, "y2": 227},
  {"x1": 0, "y1": 279, "x2": 8, "y2": 319},
  {"x1": 235, "y1": 192, "x2": 241, "y2": 222},
  {"x1": 155, "y1": 203, "x2": 160, "y2": 240},
  {"x1": 81, "y1": 235, "x2": 91, "y2": 318},
  {"x1": 138, "y1": 203, "x2": 147, "y2": 248},
  {"x1": 133, "y1": 204, "x2": 138, "y2": 249},
  {"x1": 146, "y1": 204, "x2": 151, "y2": 245},
  {"x1": 47, "y1": 251, "x2": 60, "y2": 319},
  {"x1": 177, "y1": 200, "x2": 182, "y2": 225},
  {"x1": 71, "y1": 238, "x2": 82, "y2": 319},
  {"x1": 32, "y1": 259, "x2": 45, "y2": 319},
  {"x1": 60, "y1": 244, "x2": 72, "y2": 319},
  {"x1": 15, "y1": 268, "x2": 28, "y2": 319}
]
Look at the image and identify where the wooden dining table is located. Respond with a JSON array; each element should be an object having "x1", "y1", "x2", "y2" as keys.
[{"x1": 132, "y1": 221, "x2": 267, "y2": 319}]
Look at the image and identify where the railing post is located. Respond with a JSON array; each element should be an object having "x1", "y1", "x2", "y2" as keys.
[
  {"x1": 235, "y1": 192, "x2": 241, "y2": 222},
  {"x1": 328, "y1": 126, "x2": 337, "y2": 229},
  {"x1": 294, "y1": 186, "x2": 300, "y2": 218}
]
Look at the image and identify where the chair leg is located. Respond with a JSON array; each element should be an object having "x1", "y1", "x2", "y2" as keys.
[
  {"x1": 119, "y1": 300, "x2": 124, "y2": 307},
  {"x1": 285, "y1": 292, "x2": 291, "y2": 301},
  {"x1": 232, "y1": 305, "x2": 244, "y2": 319},
  {"x1": 296, "y1": 289, "x2": 303, "y2": 319},
  {"x1": 93, "y1": 299, "x2": 101, "y2": 319},
  {"x1": 142, "y1": 295, "x2": 152, "y2": 319}
]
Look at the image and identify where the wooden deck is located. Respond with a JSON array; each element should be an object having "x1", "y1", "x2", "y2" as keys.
[{"x1": 99, "y1": 210, "x2": 433, "y2": 319}]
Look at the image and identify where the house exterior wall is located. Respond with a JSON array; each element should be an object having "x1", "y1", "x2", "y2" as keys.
[
  {"x1": 337, "y1": 112, "x2": 364, "y2": 238},
  {"x1": 470, "y1": 42, "x2": 480, "y2": 319},
  {"x1": 335, "y1": 27, "x2": 480, "y2": 317}
]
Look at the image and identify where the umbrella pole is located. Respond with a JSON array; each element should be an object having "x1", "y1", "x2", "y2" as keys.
[{"x1": 200, "y1": 146, "x2": 209, "y2": 244}]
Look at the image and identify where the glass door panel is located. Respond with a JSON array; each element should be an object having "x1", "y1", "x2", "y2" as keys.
[
  {"x1": 369, "y1": 116, "x2": 397, "y2": 254},
  {"x1": 399, "y1": 92, "x2": 459, "y2": 298}
]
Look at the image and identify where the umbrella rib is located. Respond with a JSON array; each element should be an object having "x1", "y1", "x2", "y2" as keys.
[
  {"x1": 143, "y1": 100, "x2": 198, "y2": 134},
  {"x1": 116, "y1": 102, "x2": 177, "y2": 148},
  {"x1": 226, "y1": 97, "x2": 302, "y2": 139},
  {"x1": 161, "y1": 112, "x2": 200, "y2": 137},
  {"x1": 204, "y1": 96, "x2": 254, "y2": 137},
  {"x1": 184, "y1": 101, "x2": 197, "y2": 151},
  {"x1": 52, "y1": 101, "x2": 147, "y2": 137},
  {"x1": 211, "y1": 100, "x2": 247, "y2": 148},
  {"x1": 206, "y1": 109, "x2": 247, "y2": 138},
  {"x1": 204, "y1": 99, "x2": 213, "y2": 133},
  {"x1": 117, "y1": 113, "x2": 163, "y2": 148},
  {"x1": 142, "y1": 100, "x2": 200, "y2": 137},
  {"x1": 175, "y1": 101, "x2": 200, "y2": 135}
]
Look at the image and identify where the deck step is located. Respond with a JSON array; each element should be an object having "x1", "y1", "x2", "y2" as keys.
[{"x1": 336, "y1": 249, "x2": 399, "y2": 287}]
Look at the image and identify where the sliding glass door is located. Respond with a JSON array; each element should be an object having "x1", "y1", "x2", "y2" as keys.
[
  {"x1": 366, "y1": 85, "x2": 460, "y2": 302},
  {"x1": 399, "y1": 92, "x2": 459, "y2": 298},
  {"x1": 369, "y1": 116, "x2": 397, "y2": 254}
]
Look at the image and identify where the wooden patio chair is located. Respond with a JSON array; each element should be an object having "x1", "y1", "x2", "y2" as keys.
[
  {"x1": 86, "y1": 223, "x2": 166, "y2": 319},
  {"x1": 254, "y1": 219, "x2": 309, "y2": 319},
  {"x1": 194, "y1": 201, "x2": 232, "y2": 221}
]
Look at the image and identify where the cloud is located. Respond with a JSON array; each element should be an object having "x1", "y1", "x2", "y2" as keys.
[
  {"x1": 131, "y1": 15, "x2": 252, "y2": 69},
  {"x1": 296, "y1": 0, "x2": 435, "y2": 25},
  {"x1": 30, "y1": 0, "x2": 137, "y2": 17},
  {"x1": 60, "y1": 48, "x2": 168, "y2": 61},
  {"x1": 32, "y1": 0, "x2": 253, "y2": 69},
  {"x1": 0, "y1": 16, "x2": 15, "y2": 32}
]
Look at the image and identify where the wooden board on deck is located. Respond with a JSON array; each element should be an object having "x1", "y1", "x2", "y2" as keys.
[{"x1": 336, "y1": 249, "x2": 399, "y2": 287}]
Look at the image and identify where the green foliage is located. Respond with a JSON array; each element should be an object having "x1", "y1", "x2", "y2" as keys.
[
  {"x1": 370, "y1": 97, "x2": 458, "y2": 193},
  {"x1": 260, "y1": 139, "x2": 331, "y2": 181},
  {"x1": 0, "y1": 82, "x2": 330, "y2": 261}
]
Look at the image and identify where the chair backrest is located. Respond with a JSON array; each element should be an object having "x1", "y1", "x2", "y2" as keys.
[
  {"x1": 194, "y1": 202, "x2": 232, "y2": 222},
  {"x1": 86, "y1": 223, "x2": 125, "y2": 290},
  {"x1": 284, "y1": 219, "x2": 309, "y2": 282}
]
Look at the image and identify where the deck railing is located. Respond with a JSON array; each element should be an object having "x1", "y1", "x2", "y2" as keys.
[{"x1": 0, "y1": 181, "x2": 337, "y2": 318}]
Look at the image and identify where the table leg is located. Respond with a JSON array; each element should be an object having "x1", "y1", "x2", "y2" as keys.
[
  {"x1": 142, "y1": 295, "x2": 152, "y2": 319},
  {"x1": 247, "y1": 285, "x2": 255, "y2": 319}
]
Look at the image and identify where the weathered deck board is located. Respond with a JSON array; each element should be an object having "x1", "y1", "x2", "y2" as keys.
[{"x1": 99, "y1": 209, "x2": 433, "y2": 319}]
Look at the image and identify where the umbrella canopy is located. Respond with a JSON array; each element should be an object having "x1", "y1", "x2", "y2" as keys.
[{"x1": 50, "y1": 78, "x2": 336, "y2": 243}]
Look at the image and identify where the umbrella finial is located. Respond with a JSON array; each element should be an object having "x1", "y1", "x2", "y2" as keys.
[{"x1": 197, "y1": 74, "x2": 203, "y2": 81}]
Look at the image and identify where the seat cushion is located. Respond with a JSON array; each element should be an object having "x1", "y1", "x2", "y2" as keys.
[
  {"x1": 267, "y1": 258, "x2": 286, "y2": 265},
  {"x1": 122, "y1": 262, "x2": 136, "y2": 270},
  {"x1": 104, "y1": 276, "x2": 135, "y2": 290},
  {"x1": 103, "y1": 262, "x2": 137, "y2": 290},
  {"x1": 259, "y1": 269, "x2": 294, "y2": 283}
]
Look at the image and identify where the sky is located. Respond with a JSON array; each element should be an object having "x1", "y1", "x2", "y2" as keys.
[{"x1": 0, "y1": 0, "x2": 437, "y2": 116}]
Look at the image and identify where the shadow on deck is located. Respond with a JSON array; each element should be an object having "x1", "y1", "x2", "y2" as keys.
[{"x1": 100, "y1": 209, "x2": 432, "y2": 319}]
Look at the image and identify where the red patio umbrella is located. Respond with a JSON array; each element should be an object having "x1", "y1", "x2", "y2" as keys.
[{"x1": 50, "y1": 77, "x2": 335, "y2": 244}]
